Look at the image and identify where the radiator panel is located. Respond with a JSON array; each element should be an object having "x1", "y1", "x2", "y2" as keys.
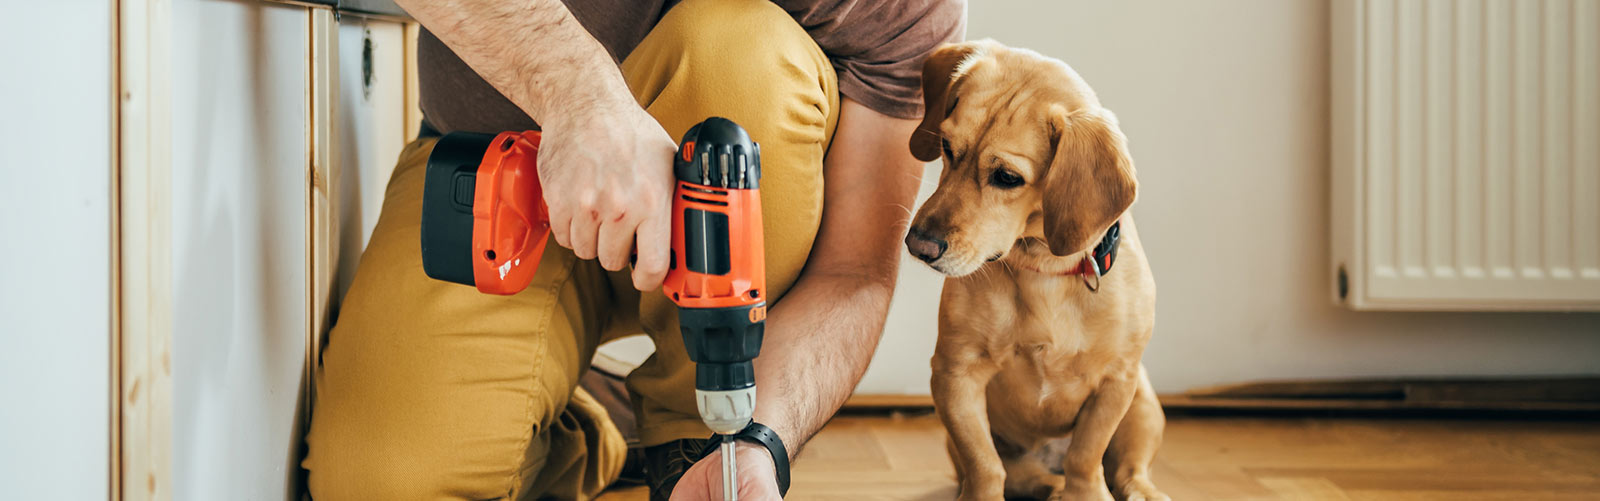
[{"x1": 1336, "y1": 0, "x2": 1600, "y2": 310}]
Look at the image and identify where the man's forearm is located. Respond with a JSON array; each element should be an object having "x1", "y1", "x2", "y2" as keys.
[
  {"x1": 395, "y1": 0, "x2": 633, "y2": 125},
  {"x1": 750, "y1": 99, "x2": 927, "y2": 456},
  {"x1": 751, "y1": 270, "x2": 895, "y2": 456}
]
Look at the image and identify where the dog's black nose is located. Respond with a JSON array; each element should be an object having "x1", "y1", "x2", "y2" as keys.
[{"x1": 905, "y1": 228, "x2": 947, "y2": 263}]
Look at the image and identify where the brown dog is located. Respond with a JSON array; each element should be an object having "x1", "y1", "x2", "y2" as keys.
[{"x1": 904, "y1": 40, "x2": 1168, "y2": 501}]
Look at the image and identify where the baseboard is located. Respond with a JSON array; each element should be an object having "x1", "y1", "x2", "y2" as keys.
[
  {"x1": 844, "y1": 394, "x2": 933, "y2": 409},
  {"x1": 844, "y1": 377, "x2": 1600, "y2": 414},
  {"x1": 1162, "y1": 376, "x2": 1600, "y2": 414}
]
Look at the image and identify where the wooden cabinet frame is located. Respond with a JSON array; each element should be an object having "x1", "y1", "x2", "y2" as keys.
[{"x1": 115, "y1": 1, "x2": 174, "y2": 499}]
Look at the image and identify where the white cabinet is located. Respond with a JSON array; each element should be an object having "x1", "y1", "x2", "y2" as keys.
[
  {"x1": 168, "y1": 2, "x2": 309, "y2": 499},
  {"x1": 0, "y1": 2, "x2": 113, "y2": 498},
  {"x1": 334, "y1": 18, "x2": 410, "y2": 301},
  {"x1": 112, "y1": 1, "x2": 416, "y2": 499}
]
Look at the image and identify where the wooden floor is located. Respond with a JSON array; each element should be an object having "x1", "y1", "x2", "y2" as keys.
[{"x1": 599, "y1": 411, "x2": 1600, "y2": 500}]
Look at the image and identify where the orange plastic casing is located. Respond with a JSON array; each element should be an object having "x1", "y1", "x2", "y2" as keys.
[
  {"x1": 471, "y1": 131, "x2": 550, "y2": 295},
  {"x1": 662, "y1": 181, "x2": 767, "y2": 315}
]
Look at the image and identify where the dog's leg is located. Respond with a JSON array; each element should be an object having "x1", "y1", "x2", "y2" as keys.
[
  {"x1": 933, "y1": 359, "x2": 1004, "y2": 501},
  {"x1": 1104, "y1": 366, "x2": 1169, "y2": 501},
  {"x1": 1049, "y1": 372, "x2": 1138, "y2": 501},
  {"x1": 946, "y1": 435, "x2": 965, "y2": 488}
]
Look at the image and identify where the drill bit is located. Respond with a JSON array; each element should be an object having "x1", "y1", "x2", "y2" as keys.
[{"x1": 721, "y1": 440, "x2": 738, "y2": 501}]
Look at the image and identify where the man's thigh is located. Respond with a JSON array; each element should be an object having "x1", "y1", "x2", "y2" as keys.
[{"x1": 303, "y1": 138, "x2": 626, "y2": 499}]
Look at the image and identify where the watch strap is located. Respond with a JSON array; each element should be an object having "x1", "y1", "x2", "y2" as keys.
[{"x1": 697, "y1": 421, "x2": 790, "y2": 497}]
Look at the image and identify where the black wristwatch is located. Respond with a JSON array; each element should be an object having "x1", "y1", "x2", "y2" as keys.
[{"x1": 698, "y1": 422, "x2": 791, "y2": 497}]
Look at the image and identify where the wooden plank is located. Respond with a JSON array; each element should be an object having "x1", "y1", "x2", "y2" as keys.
[
  {"x1": 303, "y1": 8, "x2": 339, "y2": 494},
  {"x1": 403, "y1": 21, "x2": 421, "y2": 141},
  {"x1": 111, "y1": 1, "x2": 122, "y2": 498},
  {"x1": 116, "y1": 1, "x2": 173, "y2": 500}
]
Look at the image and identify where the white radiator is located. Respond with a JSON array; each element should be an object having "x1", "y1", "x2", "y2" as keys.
[{"x1": 1332, "y1": 0, "x2": 1600, "y2": 311}]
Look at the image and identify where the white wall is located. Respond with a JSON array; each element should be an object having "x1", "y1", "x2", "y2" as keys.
[
  {"x1": 169, "y1": 2, "x2": 309, "y2": 499},
  {"x1": 858, "y1": 0, "x2": 1600, "y2": 395},
  {"x1": 0, "y1": 1, "x2": 113, "y2": 498}
]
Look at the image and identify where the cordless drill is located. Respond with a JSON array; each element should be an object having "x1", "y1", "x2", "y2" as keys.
[{"x1": 418, "y1": 118, "x2": 768, "y2": 499}]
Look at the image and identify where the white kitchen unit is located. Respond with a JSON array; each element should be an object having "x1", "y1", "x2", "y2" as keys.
[
  {"x1": 334, "y1": 17, "x2": 410, "y2": 302},
  {"x1": 0, "y1": 1, "x2": 114, "y2": 499},
  {"x1": 167, "y1": 2, "x2": 309, "y2": 499},
  {"x1": 112, "y1": 0, "x2": 417, "y2": 499}
]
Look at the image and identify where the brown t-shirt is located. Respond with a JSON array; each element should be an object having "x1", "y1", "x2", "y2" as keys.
[{"x1": 417, "y1": 0, "x2": 966, "y2": 135}]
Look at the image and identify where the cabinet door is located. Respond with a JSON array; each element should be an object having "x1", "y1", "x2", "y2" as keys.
[
  {"x1": 168, "y1": 1, "x2": 309, "y2": 499},
  {"x1": 0, "y1": 2, "x2": 114, "y2": 499},
  {"x1": 334, "y1": 17, "x2": 410, "y2": 300}
]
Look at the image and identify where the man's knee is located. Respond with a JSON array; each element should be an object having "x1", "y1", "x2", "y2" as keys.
[
  {"x1": 650, "y1": 0, "x2": 819, "y2": 71},
  {"x1": 629, "y1": 0, "x2": 836, "y2": 138}
]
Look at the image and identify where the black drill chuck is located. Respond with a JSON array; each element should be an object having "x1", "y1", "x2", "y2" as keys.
[{"x1": 679, "y1": 303, "x2": 765, "y2": 391}]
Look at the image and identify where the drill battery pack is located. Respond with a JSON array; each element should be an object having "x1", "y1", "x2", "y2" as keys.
[{"x1": 419, "y1": 130, "x2": 550, "y2": 295}]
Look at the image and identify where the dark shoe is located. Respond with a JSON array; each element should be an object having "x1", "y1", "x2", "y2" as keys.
[
  {"x1": 644, "y1": 438, "x2": 712, "y2": 501},
  {"x1": 579, "y1": 368, "x2": 646, "y2": 486},
  {"x1": 609, "y1": 447, "x2": 644, "y2": 486},
  {"x1": 579, "y1": 368, "x2": 638, "y2": 444}
]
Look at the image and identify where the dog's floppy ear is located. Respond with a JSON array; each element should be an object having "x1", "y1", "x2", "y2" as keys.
[
  {"x1": 1042, "y1": 107, "x2": 1138, "y2": 256},
  {"x1": 910, "y1": 42, "x2": 986, "y2": 162}
]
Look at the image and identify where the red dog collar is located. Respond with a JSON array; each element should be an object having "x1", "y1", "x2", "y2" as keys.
[{"x1": 1025, "y1": 221, "x2": 1122, "y2": 291}]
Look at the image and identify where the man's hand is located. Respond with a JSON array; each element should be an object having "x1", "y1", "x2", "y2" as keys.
[
  {"x1": 395, "y1": 0, "x2": 675, "y2": 290},
  {"x1": 538, "y1": 103, "x2": 675, "y2": 290},
  {"x1": 670, "y1": 442, "x2": 781, "y2": 501}
]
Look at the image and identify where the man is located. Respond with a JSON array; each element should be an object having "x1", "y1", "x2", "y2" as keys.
[{"x1": 303, "y1": 0, "x2": 964, "y2": 499}]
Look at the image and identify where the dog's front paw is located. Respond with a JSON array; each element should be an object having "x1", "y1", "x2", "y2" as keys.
[
  {"x1": 1049, "y1": 480, "x2": 1115, "y2": 501},
  {"x1": 1115, "y1": 477, "x2": 1170, "y2": 501}
]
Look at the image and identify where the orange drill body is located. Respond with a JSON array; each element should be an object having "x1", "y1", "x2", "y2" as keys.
[{"x1": 663, "y1": 182, "x2": 766, "y2": 314}]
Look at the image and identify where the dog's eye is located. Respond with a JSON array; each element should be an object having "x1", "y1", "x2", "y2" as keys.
[
  {"x1": 940, "y1": 138, "x2": 954, "y2": 160},
  {"x1": 989, "y1": 169, "x2": 1025, "y2": 188}
]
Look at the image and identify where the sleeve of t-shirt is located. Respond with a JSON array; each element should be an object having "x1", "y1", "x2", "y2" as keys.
[{"x1": 781, "y1": 0, "x2": 967, "y2": 120}]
